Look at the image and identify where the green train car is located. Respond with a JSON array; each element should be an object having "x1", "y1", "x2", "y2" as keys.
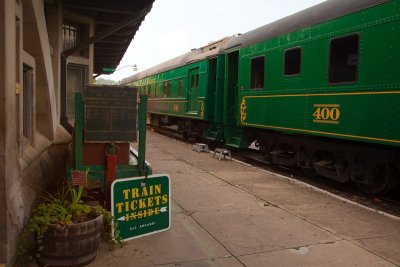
[
  {"x1": 123, "y1": 37, "x2": 230, "y2": 140},
  {"x1": 123, "y1": 0, "x2": 400, "y2": 194}
]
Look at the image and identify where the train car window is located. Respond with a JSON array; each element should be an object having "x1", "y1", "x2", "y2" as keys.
[
  {"x1": 163, "y1": 82, "x2": 167, "y2": 97},
  {"x1": 250, "y1": 56, "x2": 265, "y2": 89},
  {"x1": 190, "y1": 75, "x2": 195, "y2": 88},
  {"x1": 189, "y1": 68, "x2": 200, "y2": 89},
  {"x1": 329, "y1": 34, "x2": 359, "y2": 84},
  {"x1": 166, "y1": 81, "x2": 172, "y2": 97},
  {"x1": 195, "y1": 74, "x2": 199, "y2": 88},
  {"x1": 178, "y1": 79, "x2": 183, "y2": 97},
  {"x1": 284, "y1": 48, "x2": 301, "y2": 76},
  {"x1": 155, "y1": 83, "x2": 160, "y2": 98}
]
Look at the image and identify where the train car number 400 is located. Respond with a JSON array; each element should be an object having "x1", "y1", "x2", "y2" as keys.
[{"x1": 313, "y1": 104, "x2": 341, "y2": 125}]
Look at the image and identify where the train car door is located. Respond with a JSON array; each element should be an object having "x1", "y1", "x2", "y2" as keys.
[
  {"x1": 225, "y1": 51, "x2": 239, "y2": 125},
  {"x1": 187, "y1": 68, "x2": 199, "y2": 113},
  {"x1": 207, "y1": 58, "x2": 217, "y2": 120}
]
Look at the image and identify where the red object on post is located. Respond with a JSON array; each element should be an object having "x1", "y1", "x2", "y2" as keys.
[
  {"x1": 105, "y1": 144, "x2": 119, "y2": 210},
  {"x1": 71, "y1": 170, "x2": 88, "y2": 187}
]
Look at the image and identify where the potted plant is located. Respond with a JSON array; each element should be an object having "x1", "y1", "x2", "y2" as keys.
[{"x1": 18, "y1": 184, "x2": 123, "y2": 266}]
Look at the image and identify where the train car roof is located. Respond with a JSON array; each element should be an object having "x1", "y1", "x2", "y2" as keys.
[
  {"x1": 123, "y1": 0, "x2": 390, "y2": 84},
  {"x1": 225, "y1": 0, "x2": 390, "y2": 50},
  {"x1": 122, "y1": 37, "x2": 233, "y2": 84}
]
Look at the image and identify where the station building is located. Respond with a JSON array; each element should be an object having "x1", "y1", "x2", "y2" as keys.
[{"x1": 0, "y1": 1, "x2": 154, "y2": 265}]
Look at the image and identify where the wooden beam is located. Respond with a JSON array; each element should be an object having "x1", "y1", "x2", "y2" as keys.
[
  {"x1": 101, "y1": 35, "x2": 131, "y2": 43},
  {"x1": 94, "y1": 50, "x2": 124, "y2": 56},
  {"x1": 94, "y1": 44, "x2": 127, "y2": 50},
  {"x1": 63, "y1": 3, "x2": 138, "y2": 15},
  {"x1": 97, "y1": 39, "x2": 129, "y2": 45},
  {"x1": 97, "y1": 59, "x2": 118, "y2": 65},
  {"x1": 95, "y1": 25, "x2": 138, "y2": 36},
  {"x1": 95, "y1": 14, "x2": 136, "y2": 26},
  {"x1": 95, "y1": 57, "x2": 122, "y2": 62}
]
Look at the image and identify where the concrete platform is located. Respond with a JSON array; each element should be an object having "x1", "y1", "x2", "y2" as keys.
[
  {"x1": 34, "y1": 130, "x2": 400, "y2": 266},
  {"x1": 91, "y1": 130, "x2": 400, "y2": 267}
]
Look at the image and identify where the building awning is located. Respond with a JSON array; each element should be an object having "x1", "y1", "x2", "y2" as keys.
[{"x1": 62, "y1": 0, "x2": 154, "y2": 75}]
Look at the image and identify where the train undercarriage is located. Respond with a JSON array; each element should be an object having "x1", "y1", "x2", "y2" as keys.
[
  {"x1": 252, "y1": 129, "x2": 400, "y2": 194},
  {"x1": 149, "y1": 113, "x2": 400, "y2": 195},
  {"x1": 149, "y1": 114, "x2": 209, "y2": 142}
]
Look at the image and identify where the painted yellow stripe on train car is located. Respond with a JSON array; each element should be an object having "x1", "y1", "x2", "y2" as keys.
[
  {"x1": 241, "y1": 122, "x2": 400, "y2": 144},
  {"x1": 242, "y1": 90, "x2": 400, "y2": 99},
  {"x1": 314, "y1": 104, "x2": 340, "y2": 108},
  {"x1": 312, "y1": 120, "x2": 339, "y2": 125}
]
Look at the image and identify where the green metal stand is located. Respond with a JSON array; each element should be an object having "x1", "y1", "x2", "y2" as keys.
[{"x1": 67, "y1": 92, "x2": 151, "y2": 193}]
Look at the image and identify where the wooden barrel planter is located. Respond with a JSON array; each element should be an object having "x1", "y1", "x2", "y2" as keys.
[{"x1": 37, "y1": 214, "x2": 103, "y2": 267}]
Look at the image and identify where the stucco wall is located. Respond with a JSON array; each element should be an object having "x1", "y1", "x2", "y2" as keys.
[
  {"x1": 8, "y1": 132, "x2": 69, "y2": 265},
  {"x1": 1, "y1": 0, "x2": 18, "y2": 263},
  {"x1": 0, "y1": 1, "x2": 70, "y2": 265},
  {"x1": 0, "y1": 0, "x2": 7, "y2": 264}
]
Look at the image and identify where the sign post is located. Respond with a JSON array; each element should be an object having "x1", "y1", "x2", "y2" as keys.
[{"x1": 111, "y1": 174, "x2": 171, "y2": 241}]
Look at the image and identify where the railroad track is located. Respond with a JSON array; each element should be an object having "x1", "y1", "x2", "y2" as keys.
[{"x1": 151, "y1": 125, "x2": 400, "y2": 218}]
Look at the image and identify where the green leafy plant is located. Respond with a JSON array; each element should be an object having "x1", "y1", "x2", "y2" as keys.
[{"x1": 17, "y1": 183, "x2": 124, "y2": 265}]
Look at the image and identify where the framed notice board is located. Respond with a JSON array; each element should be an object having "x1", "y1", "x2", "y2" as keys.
[{"x1": 83, "y1": 85, "x2": 137, "y2": 142}]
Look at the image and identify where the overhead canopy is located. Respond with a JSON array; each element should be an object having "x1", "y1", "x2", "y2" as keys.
[{"x1": 62, "y1": 0, "x2": 154, "y2": 75}]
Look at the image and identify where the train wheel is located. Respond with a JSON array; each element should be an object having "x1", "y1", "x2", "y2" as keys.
[
  {"x1": 269, "y1": 142, "x2": 297, "y2": 167},
  {"x1": 354, "y1": 163, "x2": 394, "y2": 194},
  {"x1": 302, "y1": 167, "x2": 318, "y2": 177},
  {"x1": 182, "y1": 132, "x2": 190, "y2": 140},
  {"x1": 298, "y1": 146, "x2": 318, "y2": 177},
  {"x1": 194, "y1": 134, "x2": 203, "y2": 143},
  {"x1": 259, "y1": 141, "x2": 268, "y2": 156},
  {"x1": 180, "y1": 121, "x2": 191, "y2": 140}
]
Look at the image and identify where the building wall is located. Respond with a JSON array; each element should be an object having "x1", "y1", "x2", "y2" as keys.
[
  {"x1": 0, "y1": 0, "x2": 7, "y2": 264},
  {"x1": 0, "y1": 0, "x2": 114, "y2": 264},
  {"x1": 0, "y1": 0, "x2": 71, "y2": 265},
  {"x1": 1, "y1": 0, "x2": 19, "y2": 263}
]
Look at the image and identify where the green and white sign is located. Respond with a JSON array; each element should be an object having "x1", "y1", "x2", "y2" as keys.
[{"x1": 111, "y1": 174, "x2": 171, "y2": 241}]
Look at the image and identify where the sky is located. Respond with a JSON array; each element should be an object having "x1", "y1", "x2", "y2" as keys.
[{"x1": 100, "y1": 0, "x2": 326, "y2": 82}]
